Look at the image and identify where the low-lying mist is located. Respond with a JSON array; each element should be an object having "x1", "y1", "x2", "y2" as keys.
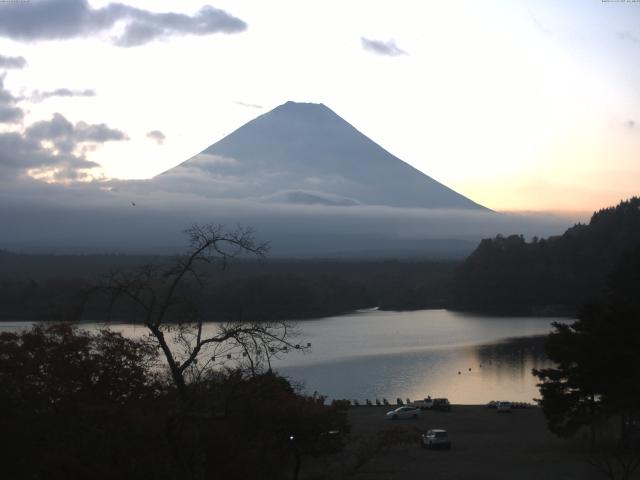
[{"x1": 0, "y1": 178, "x2": 582, "y2": 257}]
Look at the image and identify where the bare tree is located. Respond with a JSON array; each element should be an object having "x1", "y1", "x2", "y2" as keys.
[{"x1": 100, "y1": 224, "x2": 307, "y2": 398}]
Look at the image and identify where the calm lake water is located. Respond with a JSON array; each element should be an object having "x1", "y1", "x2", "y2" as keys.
[{"x1": 0, "y1": 309, "x2": 570, "y2": 404}]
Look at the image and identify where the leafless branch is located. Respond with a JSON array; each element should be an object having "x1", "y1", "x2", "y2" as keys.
[{"x1": 95, "y1": 224, "x2": 301, "y2": 398}]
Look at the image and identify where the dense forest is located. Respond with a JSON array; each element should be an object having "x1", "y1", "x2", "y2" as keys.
[
  {"x1": 453, "y1": 197, "x2": 640, "y2": 315},
  {"x1": 0, "y1": 255, "x2": 455, "y2": 322}
]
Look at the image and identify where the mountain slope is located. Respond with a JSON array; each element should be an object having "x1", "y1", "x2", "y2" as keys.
[{"x1": 158, "y1": 101, "x2": 487, "y2": 210}]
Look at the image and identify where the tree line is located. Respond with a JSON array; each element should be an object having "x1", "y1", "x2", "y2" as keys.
[
  {"x1": 0, "y1": 256, "x2": 455, "y2": 322},
  {"x1": 453, "y1": 197, "x2": 640, "y2": 315}
]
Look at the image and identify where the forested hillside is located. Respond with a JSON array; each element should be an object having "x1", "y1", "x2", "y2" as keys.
[
  {"x1": 0, "y1": 257, "x2": 455, "y2": 322},
  {"x1": 454, "y1": 197, "x2": 640, "y2": 315}
]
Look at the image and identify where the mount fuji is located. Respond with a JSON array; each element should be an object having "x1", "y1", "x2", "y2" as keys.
[{"x1": 154, "y1": 101, "x2": 487, "y2": 211}]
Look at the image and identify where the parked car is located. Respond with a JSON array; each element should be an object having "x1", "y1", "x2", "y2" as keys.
[
  {"x1": 421, "y1": 429, "x2": 451, "y2": 449},
  {"x1": 385, "y1": 406, "x2": 420, "y2": 420},
  {"x1": 432, "y1": 398, "x2": 451, "y2": 412},
  {"x1": 497, "y1": 401, "x2": 512, "y2": 413}
]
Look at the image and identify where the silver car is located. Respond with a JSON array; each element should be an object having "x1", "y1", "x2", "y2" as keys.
[
  {"x1": 385, "y1": 406, "x2": 420, "y2": 420},
  {"x1": 421, "y1": 429, "x2": 451, "y2": 449}
]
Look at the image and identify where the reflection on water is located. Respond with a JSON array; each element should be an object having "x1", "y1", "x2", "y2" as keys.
[
  {"x1": 0, "y1": 309, "x2": 568, "y2": 404},
  {"x1": 269, "y1": 309, "x2": 565, "y2": 404},
  {"x1": 476, "y1": 335, "x2": 549, "y2": 384},
  {"x1": 276, "y1": 335, "x2": 553, "y2": 404}
]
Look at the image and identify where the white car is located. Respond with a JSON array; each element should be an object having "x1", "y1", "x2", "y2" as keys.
[
  {"x1": 496, "y1": 401, "x2": 512, "y2": 413},
  {"x1": 386, "y1": 406, "x2": 420, "y2": 420},
  {"x1": 421, "y1": 429, "x2": 452, "y2": 449}
]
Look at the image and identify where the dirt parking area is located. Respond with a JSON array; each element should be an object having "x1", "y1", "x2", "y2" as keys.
[{"x1": 332, "y1": 405, "x2": 610, "y2": 480}]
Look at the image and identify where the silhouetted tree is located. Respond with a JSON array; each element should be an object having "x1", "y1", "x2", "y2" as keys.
[
  {"x1": 0, "y1": 323, "x2": 162, "y2": 412},
  {"x1": 534, "y1": 246, "x2": 640, "y2": 447},
  {"x1": 98, "y1": 224, "x2": 316, "y2": 479},
  {"x1": 99, "y1": 224, "x2": 306, "y2": 398},
  {"x1": 0, "y1": 324, "x2": 171, "y2": 480},
  {"x1": 173, "y1": 369, "x2": 349, "y2": 480}
]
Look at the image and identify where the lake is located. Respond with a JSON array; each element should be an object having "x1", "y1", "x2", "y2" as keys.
[{"x1": 0, "y1": 309, "x2": 569, "y2": 404}]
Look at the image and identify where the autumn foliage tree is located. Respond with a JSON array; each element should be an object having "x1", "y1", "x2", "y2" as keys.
[
  {"x1": 0, "y1": 324, "x2": 171, "y2": 479},
  {"x1": 0, "y1": 323, "x2": 349, "y2": 480}
]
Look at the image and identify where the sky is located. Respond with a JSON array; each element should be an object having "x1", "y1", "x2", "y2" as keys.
[{"x1": 0, "y1": 0, "x2": 639, "y2": 213}]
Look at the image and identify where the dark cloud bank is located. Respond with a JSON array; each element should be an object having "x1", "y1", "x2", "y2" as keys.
[
  {"x1": 0, "y1": 113, "x2": 128, "y2": 181},
  {"x1": 1, "y1": 83, "x2": 127, "y2": 181},
  {"x1": 0, "y1": 0, "x2": 247, "y2": 47},
  {"x1": 1, "y1": 69, "x2": 127, "y2": 181}
]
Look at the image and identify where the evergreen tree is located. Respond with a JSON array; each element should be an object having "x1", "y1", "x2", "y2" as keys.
[{"x1": 534, "y1": 246, "x2": 640, "y2": 442}]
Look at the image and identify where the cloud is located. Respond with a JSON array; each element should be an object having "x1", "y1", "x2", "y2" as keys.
[
  {"x1": 259, "y1": 190, "x2": 360, "y2": 207},
  {"x1": 0, "y1": 130, "x2": 99, "y2": 180},
  {"x1": 146, "y1": 129, "x2": 166, "y2": 144},
  {"x1": 0, "y1": 0, "x2": 247, "y2": 47},
  {"x1": 361, "y1": 37, "x2": 407, "y2": 57},
  {"x1": 235, "y1": 101, "x2": 263, "y2": 109},
  {"x1": 0, "y1": 74, "x2": 23, "y2": 124},
  {"x1": 0, "y1": 106, "x2": 22, "y2": 123},
  {"x1": 0, "y1": 112, "x2": 128, "y2": 182},
  {"x1": 187, "y1": 153, "x2": 240, "y2": 167},
  {"x1": 0, "y1": 54, "x2": 27, "y2": 69},
  {"x1": 26, "y1": 113, "x2": 128, "y2": 146},
  {"x1": 30, "y1": 88, "x2": 96, "y2": 102},
  {"x1": 2, "y1": 76, "x2": 96, "y2": 105}
]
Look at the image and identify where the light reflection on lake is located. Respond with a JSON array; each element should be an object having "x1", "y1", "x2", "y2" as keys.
[
  {"x1": 0, "y1": 309, "x2": 569, "y2": 404},
  {"x1": 266, "y1": 309, "x2": 564, "y2": 404}
]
